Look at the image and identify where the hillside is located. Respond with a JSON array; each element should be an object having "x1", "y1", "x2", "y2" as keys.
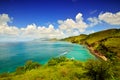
[
  {"x1": 61, "y1": 34, "x2": 87, "y2": 44},
  {"x1": 85, "y1": 29, "x2": 120, "y2": 44},
  {"x1": 61, "y1": 29, "x2": 120, "y2": 60}
]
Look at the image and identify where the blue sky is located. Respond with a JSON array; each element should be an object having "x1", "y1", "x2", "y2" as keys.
[{"x1": 0, "y1": 0, "x2": 120, "y2": 41}]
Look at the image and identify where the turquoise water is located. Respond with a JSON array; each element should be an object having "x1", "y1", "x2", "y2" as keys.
[{"x1": 0, "y1": 41, "x2": 95, "y2": 73}]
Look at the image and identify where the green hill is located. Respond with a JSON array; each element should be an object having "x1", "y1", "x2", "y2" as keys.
[
  {"x1": 62, "y1": 28, "x2": 120, "y2": 60},
  {"x1": 61, "y1": 34, "x2": 87, "y2": 44},
  {"x1": 85, "y1": 29, "x2": 120, "y2": 44}
]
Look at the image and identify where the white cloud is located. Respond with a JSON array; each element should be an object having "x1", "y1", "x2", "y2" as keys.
[
  {"x1": 0, "y1": 14, "x2": 11, "y2": 26},
  {"x1": 99, "y1": 12, "x2": 120, "y2": 25},
  {"x1": 0, "y1": 14, "x2": 65, "y2": 41},
  {"x1": 58, "y1": 13, "x2": 88, "y2": 37},
  {"x1": 0, "y1": 14, "x2": 19, "y2": 37},
  {"x1": 87, "y1": 17, "x2": 101, "y2": 27},
  {"x1": 20, "y1": 24, "x2": 65, "y2": 40},
  {"x1": 0, "y1": 12, "x2": 120, "y2": 41},
  {"x1": 76, "y1": 13, "x2": 83, "y2": 22}
]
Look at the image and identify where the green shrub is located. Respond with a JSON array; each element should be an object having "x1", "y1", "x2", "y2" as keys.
[
  {"x1": 24, "y1": 60, "x2": 41, "y2": 71},
  {"x1": 15, "y1": 60, "x2": 41, "y2": 75},
  {"x1": 48, "y1": 59, "x2": 58, "y2": 66},
  {"x1": 48, "y1": 56, "x2": 67, "y2": 66},
  {"x1": 15, "y1": 66, "x2": 24, "y2": 75}
]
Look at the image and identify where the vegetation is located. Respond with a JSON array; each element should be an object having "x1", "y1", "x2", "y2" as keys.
[
  {"x1": 0, "y1": 56, "x2": 120, "y2": 80},
  {"x1": 48, "y1": 56, "x2": 67, "y2": 66},
  {"x1": 61, "y1": 34, "x2": 87, "y2": 44},
  {"x1": 85, "y1": 60, "x2": 114, "y2": 80}
]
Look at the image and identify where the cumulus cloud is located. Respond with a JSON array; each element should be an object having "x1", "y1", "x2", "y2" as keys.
[
  {"x1": 1, "y1": 13, "x2": 88, "y2": 41},
  {"x1": 20, "y1": 24, "x2": 65, "y2": 39},
  {"x1": 87, "y1": 17, "x2": 101, "y2": 27},
  {"x1": 58, "y1": 13, "x2": 88, "y2": 37},
  {"x1": 99, "y1": 12, "x2": 120, "y2": 25},
  {"x1": 0, "y1": 11, "x2": 119, "y2": 41},
  {"x1": 0, "y1": 14, "x2": 19, "y2": 38},
  {"x1": 0, "y1": 14, "x2": 11, "y2": 26},
  {"x1": 0, "y1": 14, "x2": 65, "y2": 41}
]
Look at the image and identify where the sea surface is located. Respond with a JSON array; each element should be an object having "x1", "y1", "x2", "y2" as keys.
[{"x1": 0, "y1": 41, "x2": 95, "y2": 73}]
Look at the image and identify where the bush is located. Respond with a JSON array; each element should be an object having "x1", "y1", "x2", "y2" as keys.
[
  {"x1": 15, "y1": 60, "x2": 41, "y2": 74},
  {"x1": 47, "y1": 59, "x2": 58, "y2": 66},
  {"x1": 24, "y1": 60, "x2": 41, "y2": 71},
  {"x1": 15, "y1": 66, "x2": 24, "y2": 75},
  {"x1": 48, "y1": 56, "x2": 67, "y2": 66}
]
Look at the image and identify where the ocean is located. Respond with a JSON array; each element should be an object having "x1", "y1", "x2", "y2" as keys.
[{"x1": 0, "y1": 41, "x2": 95, "y2": 73}]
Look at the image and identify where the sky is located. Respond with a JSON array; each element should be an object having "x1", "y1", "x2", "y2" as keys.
[{"x1": 0, "y1": 0, "x2": 120, "y2": 41}]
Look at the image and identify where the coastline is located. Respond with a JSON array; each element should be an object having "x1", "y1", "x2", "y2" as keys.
[
  {"x1": 64, "y1": 41, "x2": 107, "y2": 61},
  {"x1": 86, "y1": 46, "x2": 107, "y2": 61}
]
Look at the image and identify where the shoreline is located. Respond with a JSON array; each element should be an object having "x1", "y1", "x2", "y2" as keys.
[
  {"x1": 62, "y1": 41, "x2": 107, "y2": 61},
  {"x1": 86, "y1": 45, "x2": 107, "y2": 61},
  {"x1": 65, "y1": 41, "x2": 107, "y2": 61}
]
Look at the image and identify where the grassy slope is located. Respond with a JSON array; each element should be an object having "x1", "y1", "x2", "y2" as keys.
[
  {"x1": 1, "y1": 57, "x2": 120, "y2": 80},
  {"x1": 61, "y1": 34, "x2": 87, "y2": 44},
  {"x1": 12, "y1": 62, "x2": 85, "y2": 80},
  {"x1": 62, "y1": 28, "x2": 120, "y2": 60},
  {"x1": 85, "y1": 29, "x2": 120, "y2": 44},
  {"x1": 0, "y1": 60, "x2": 89, "y2": 80}
]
